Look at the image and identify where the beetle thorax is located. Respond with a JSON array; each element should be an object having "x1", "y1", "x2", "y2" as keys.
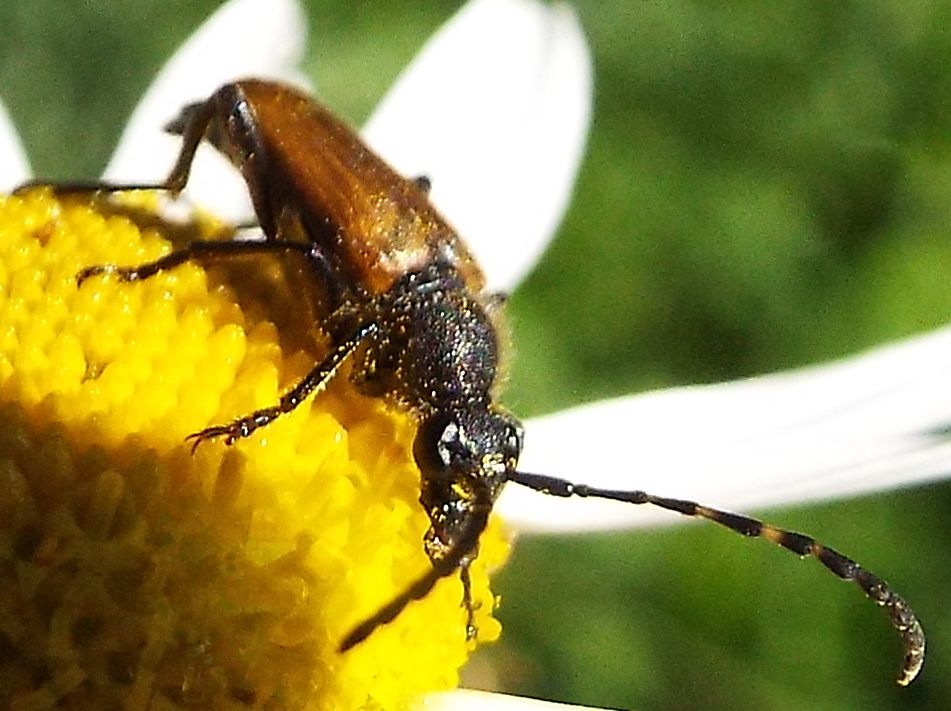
[{"x1": 355, "y1": 261, "x2": 501, "y2": 417}]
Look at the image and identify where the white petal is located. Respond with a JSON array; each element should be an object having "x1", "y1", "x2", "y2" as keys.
[
  {"x1": 362, "y1": 0, "x2": 592, "y2": 294},
  {"x1": 421, "y1": 689, "x2": 613, "y2": 711},
  {"x1": 0, "y1": 96, "x2": 31, "y2": 189},
  {"x1": 103, "y1": 0, "x2": 308, "y2": 221},
  {"x1": 500, "y1": 326, "x2": 951, "y2": 532}
]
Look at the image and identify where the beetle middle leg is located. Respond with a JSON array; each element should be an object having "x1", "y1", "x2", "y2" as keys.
[
  {"x1": 75, "y1": 234, "x2": 373, "y2": 450},
  {"x1": 77, "y1": 240, "x2": 319, "y2": 285}
]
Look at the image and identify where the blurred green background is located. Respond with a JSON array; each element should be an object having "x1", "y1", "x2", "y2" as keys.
[{"x1": 2, "y1": 2, "x2": 949, "y2": 709}]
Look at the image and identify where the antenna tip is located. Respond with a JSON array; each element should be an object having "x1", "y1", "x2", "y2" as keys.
[{"x1": 895, "y1": 607, "x2": 925, "y2": 686}]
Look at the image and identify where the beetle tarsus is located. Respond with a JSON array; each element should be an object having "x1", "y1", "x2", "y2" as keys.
[
  {"x1": 76, "y1": 264, "x2": 119, "y2": 286},
  {"x1": 460, "y1": 560, "x2": 480, "y2": 642}
]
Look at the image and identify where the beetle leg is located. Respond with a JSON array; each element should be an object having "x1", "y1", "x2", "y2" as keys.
[
  {"x1": 339, "y1": 491, "x2": 493, "y2": 652},
  {"x1": 186, "y1": 321, "x2": 380, "y2": 451},
  {"x1": 15, "y1": 97, "x2": 216, "y2": 196},
  {"x1": 76, "y1": 239, "x2": 317, "y2": 285},
  {"x1": 459, "y1": 558, "x2": 479, "y2": 641},
  {"x1": 156, "y1": 98, "x2": 218, "y2": 192}
]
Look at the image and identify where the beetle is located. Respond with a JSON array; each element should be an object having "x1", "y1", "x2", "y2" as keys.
[{"x1": 22, "y1": 79, "x2": 925, "y2": 685}]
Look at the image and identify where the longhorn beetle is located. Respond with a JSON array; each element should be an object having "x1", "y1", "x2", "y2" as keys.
[{"x1": 21, "y1": 79, "x2": 925, "y2": 686}]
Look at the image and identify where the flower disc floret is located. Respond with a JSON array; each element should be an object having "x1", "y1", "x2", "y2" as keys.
[{"x1": 0, "y1": 190, "x2": 508, "y2": 710}]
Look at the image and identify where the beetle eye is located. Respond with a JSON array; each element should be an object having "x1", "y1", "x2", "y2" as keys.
[
  {"x1": 492, "y1": 411, "x2": 523, "y2": 463},
  {"x1": 413, "y1": 413, "x2": 462, "y2": 477},
  {"x1": 437, "y1": 420, "x2": 466, "y2": 465}
]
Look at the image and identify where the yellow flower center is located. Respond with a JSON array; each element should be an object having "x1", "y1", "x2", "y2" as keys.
[{"x1": 0, "y1": 190, "x2": 508, "y2": 710}]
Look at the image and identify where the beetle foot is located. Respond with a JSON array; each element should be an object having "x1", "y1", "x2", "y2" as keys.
[
  {"x1": 76, "y1": 264, "x2": 135, "y2": 286},
  {"x1": 185, "y1": 423, "x2": 242, "y2": 453}
]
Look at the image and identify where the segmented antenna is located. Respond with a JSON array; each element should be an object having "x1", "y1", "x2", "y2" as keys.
[{"x1": 507, "y1": 469, "x2": 926, "y2": 686}]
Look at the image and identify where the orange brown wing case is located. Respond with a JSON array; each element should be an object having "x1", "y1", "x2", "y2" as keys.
[{"x1": 231, "y1": 80, "x2": 485, "y2": 296}]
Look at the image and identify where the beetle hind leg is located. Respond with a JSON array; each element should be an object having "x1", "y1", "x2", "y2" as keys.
[{"x1": 15, "y1": 95, "x2": 216, "y2": 198}]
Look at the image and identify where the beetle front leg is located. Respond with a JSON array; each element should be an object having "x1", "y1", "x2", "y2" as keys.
[
  {"x1": 459, "y1": 558, "x2": 480, "y2": 641},
  {"x1": 187, "y1": 321, "x2": 380, "y2": 451},
  {"x1": 339, "y1": 492, "x2": 493, "y2": 652}
]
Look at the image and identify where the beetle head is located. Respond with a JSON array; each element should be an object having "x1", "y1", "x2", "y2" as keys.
[{"x1": 413, "y1": 406, "x2": 523, "y2": 556}]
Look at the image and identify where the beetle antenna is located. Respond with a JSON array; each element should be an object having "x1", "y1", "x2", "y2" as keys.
[{"x1": 507, "y1": 469, "x2": 925, "y2": 686}]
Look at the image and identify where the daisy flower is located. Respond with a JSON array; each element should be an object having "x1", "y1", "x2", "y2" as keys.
[{"x1": 0, "y1": 1, "x2": 947, "y2": 709}]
